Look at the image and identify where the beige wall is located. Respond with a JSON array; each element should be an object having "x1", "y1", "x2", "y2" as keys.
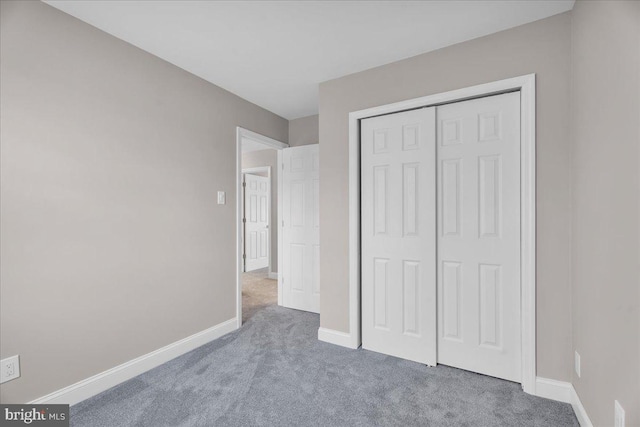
[
  {"x1": 571, "y1": 1, "x2": 640, "y2": 426},
  {"x1": 288, "y1": 115, "x2": 319, "y2": 147},
  {"x1": 318, "y1": 12, "x2": 573, "y2": 381},
  {"x1": 242, "y1": 149, "x2": 278, "y2": 272},
  {"x1": 0, "y1": 0, "x2": 288, "y2": 403}
]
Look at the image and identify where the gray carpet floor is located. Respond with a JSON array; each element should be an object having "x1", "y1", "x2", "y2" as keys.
[
  {"x1": 71, "y1": 305, "x2": 578, "y2": 426},
  {"x1": 241, "y1": 268, "x2": 277, "y2": 323}
]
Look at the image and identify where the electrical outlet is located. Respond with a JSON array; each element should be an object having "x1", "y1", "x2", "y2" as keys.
[
  {"x1": 614, "y1": 400, "x2": 625, "y2": 427},
  {"x1": 217, "y1": 191, "x2": 226, "y2": 205},
  {"x1": 0, "y1": 355, "x2": 20, "y2": 384},
  {"x1": 574, "y1": 351, "x2": 581, "y2": 378}
]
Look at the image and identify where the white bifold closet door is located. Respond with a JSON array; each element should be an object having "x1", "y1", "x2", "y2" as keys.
[
  {"x1": 361, "y1": 107, "x2": 437, "y2": 365},
  {"x1": 361, "y1": 92, "x2": 521, "y2": 382},
  {"x1": 244, "y1": 173, "x2": 270, "y2": 272},
  {"x1": 436, "y1": 92, "x2": 521, "y2": 382},
  {"x1": 282, "y1": 144, "x2": 320, "y2": 313}
]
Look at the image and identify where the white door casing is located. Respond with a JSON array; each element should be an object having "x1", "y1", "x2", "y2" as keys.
[
  {"x1": 282, "y1": 144, "x2": 320, "y2": 313},
  {"x1": 243, "y1": 173, "x2": 270, "y2": 272},
  {"x1": 361, "y1": 107, "x2": 437, "y2": 365},
  {"x1": 344, "y1": 75, "x2": 536, "y2": 393},
  {"x1": 359, "y1": 92, "x2": 521, "y2": 382},
  {"x1": 236, "y1": 127, "x2": 289, "y2": 329},
  {"x1": 436, "y1": 92, "x2": 521, "y2": 382}
]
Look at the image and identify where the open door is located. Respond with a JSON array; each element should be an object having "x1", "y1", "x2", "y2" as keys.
[
  {"x1": 281, "y1": 144, "x2": 320, "y2": 313},
  {"x1": 243, "y1": 173, "x2": 270, "y2": 272}
]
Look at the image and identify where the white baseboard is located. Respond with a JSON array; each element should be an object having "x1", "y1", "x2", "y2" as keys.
[
  {"x1": 571, "y1": 386, "x2": 594, "y2": 427},
  {"x1": 535, "y1": 377, "x2": 572, "y2": 403},
  {"x1": 30, "y1": 318, "x2": 238, "y2": 406},
  {"x1": 268, "y1": 272, "x2": 278, "y2": 280},
  {"x1": 534, "y1": 377, "x2": 593, "y2": 427},
  {"x1": 317, "y1": 327, "x2": 358, "y2": 349}
]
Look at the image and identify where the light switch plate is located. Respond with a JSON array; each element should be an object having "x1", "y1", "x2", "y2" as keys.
[
  {"x1": 217, "y1": 191, "x2": 226, "y2": 205},
  {"x1": 574, "y1": 351, "x2": 581, "y2": 378}
]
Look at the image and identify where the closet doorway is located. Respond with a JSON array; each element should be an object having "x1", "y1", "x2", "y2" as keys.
[
  {"x1": 361, "y1": 92, "x2": 521, "y2": 382},
  {"x1": 349, "y1": 75, "x2": 536, "y2": 392}
]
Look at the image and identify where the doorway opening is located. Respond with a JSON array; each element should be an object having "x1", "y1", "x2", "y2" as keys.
[
  {"x1": 236, "y1": 128, "x2": 288, "y2": 326},
  {"x1": 241, "y1": 166, "x2": 273, "y2": 322}
]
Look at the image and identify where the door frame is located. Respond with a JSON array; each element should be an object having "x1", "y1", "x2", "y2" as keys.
[
  {"x1": 236, "y1": 127, "x2": 288, "y2": 328},
  {"x1": 241, "y1": 167, "x2": 271, "y2": 273},
  {"x1": 346, "y1": 74, "x2": 536, "y2": 394}
]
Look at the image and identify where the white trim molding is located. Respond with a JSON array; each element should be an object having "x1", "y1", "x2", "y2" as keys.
[
  {"x1": 30, "y1": 318, "x2": 238, "y2": 406},
  {"x1": 534, "y1": 377, "x2": 593, "y2": 426},
  {"x1": 535, "y1": 377, "x2": 572, "y2": 403},
  {"x1": 571, "y1": 386, "x2": 594, "y2": 427},
  {"x1": 238, "y1": 127, "x2": 289, "y2": 151},
  {"x1": 236, "y1": 127, "x2": 288, "y2": 328},
  {"x1": 317, "y1": 328, "x2": 358, "y2": 349},
  {"x1": 277, "y1": 149, "x2": 284, "y2": 306},
  {"x1": 346, "y1": 74, "x2": 537, "y2": 392},
  {"x1": 242, "y1": 166, "x2": 273, "y2": 174},
  {"x1": 268, "y1": 272, "x2": 279, "y2": 280}
]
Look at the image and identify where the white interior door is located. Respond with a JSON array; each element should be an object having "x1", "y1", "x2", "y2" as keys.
[
  {"x1": 282, "y1": 144, "x2": 320, "y2": 313},
  {"x1": 436, "y1": 92, "x2": 521, "y2": 382},
  {"x1": 243, "y1": 173, "x2": 270, "y2": 272},
  {"x1": 361, "y1": 107, "x2": 437, "y2": 365}
]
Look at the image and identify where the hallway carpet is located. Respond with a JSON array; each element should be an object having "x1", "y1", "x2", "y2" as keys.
[
  {"x1": 71, "y1": 306, "x2": 578, "y2": 426},
  {"x1": 241, "y1": 268, "x2": 277, "y2": 323}
]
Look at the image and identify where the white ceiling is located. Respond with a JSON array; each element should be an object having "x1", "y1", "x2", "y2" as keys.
[{"x1": 44, "y1": 1, "x2": 574, "y2": 120}]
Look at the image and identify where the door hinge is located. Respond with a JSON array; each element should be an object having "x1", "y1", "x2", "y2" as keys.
[
  {"x1": 243, "y1": 218, "x2": 246, "y2": 223},
  {"x1": 243, "y1": 254, "x2": 246, "y2": 260},
  {"x1": 242, "y1": 182, "x2": 246, "y2": 187}
]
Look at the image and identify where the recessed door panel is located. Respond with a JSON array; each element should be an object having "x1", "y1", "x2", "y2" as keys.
[
  {"x1": 373, "y1": 166, "x2": 389, "y2": 235},
  {"x1": 479, "y1": 264, "x2": 501, "y2": 348},
  {"x1": 442, "y1": 261, "x2": 462, "y2": 341},
  {"x1": 441, "y1": 159, "x2": 462, "y2": 237},
  {"x1": 260, "y1": 195, "x2": 268, "y2": 223},
  {"x1": 291, "y1": 181, "x2": 304, "y2": 227},
  {"x1": 403, "y1": 163, "x2": 419, "y2": 237},
  {"x1": 373, "y1": 258, "x2": 389, "y2": 329},
  {"x1": 479, "y1": 155, "x2": 501, "y2": 238},
  {"x1": 290, "y1": 244, "x2": 304, "y2": 292},
  {"x1": 402, "y1": 260, "x2": 420, "y2": 336},
  {"x1": 312, "y1": 244, "x2": 320, "y2": 296},
  {"x1": 259, "y1": 229, "x2": 268, "y2": 258}
]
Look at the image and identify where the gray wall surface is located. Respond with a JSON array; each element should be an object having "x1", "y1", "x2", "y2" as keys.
[
  {"x1": 242, "y1": 149, "x2": 278, "y2": 273},
  {"x1": 318, "y1": 12, "x2": 573, "y2": 382},
  {"x1": 571, "y1": 1, "x2": 640, "y2": 425},
  {"x1": 0, "y1": 0, "x2": 288, "y2": 403},
  {"x1": 288, "y1": 115, "x2": 319, "y2": 147}
]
